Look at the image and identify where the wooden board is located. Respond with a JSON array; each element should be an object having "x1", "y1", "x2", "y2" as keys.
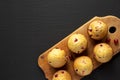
[{"x1": 38, "y1": 15, "x2": 120, "y2": 80}]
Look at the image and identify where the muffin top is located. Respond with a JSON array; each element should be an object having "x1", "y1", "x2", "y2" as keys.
[
  {"x1": 52, "y1": 70, "x2": 72, "y2": 80},
  {"x1": 47, "y1": 48, "x2": 67, "y2": 68},
  {"x1": 74, "y1": 56, "x2": 93, "y2": 76},
  {"x1": 68, "y1": 34, "x2": 87, "y2": 54},
  {"x1": 88, "y1": 20, "x2": 108, "y2": 40},
  {"x1": 94, "y1": 43, "x2": 113, "y2": 63}
]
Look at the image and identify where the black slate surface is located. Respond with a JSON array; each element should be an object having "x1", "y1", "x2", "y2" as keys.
[{"x1": 0, "y1": 0, "x2": 120, "y2": 80}]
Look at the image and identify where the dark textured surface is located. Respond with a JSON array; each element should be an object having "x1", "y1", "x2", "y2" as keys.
[{"x1": 0, "y1": 0, "x2": 120, "y2": 80}]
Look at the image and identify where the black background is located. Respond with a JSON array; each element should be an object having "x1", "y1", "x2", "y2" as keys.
[{"x1": 0, "y1": 0, "x2": 120, "y2": 80}]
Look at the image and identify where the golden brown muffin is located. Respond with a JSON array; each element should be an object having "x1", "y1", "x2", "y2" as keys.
[
  {"x1": 52, "y1": 70, "x2": 72, "y2": 80},
  {"x1": 74, "y1": 56, "x2": 93, "y2": 76},
  {"x1": 88, "y1": 20, "x2": 108, "y2": 40},
  {"x1": 94, "y1": 43, "x2": 113, "y2": 63},
  {"x1": 47, "y1": 48, "x2": 67, "y2": 68},
  {"x1": 68, "y1": 34, "x2": 87, "y2": 54}
]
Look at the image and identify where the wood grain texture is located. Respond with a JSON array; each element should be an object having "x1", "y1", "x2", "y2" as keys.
[{"x1": 38, "y1": 16, "x2": 120, "y2": 80}]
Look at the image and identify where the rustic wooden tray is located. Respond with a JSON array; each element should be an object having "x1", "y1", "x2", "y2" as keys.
[{"x1": 38, "y1": 15, "x2": 120, "y2": 80}]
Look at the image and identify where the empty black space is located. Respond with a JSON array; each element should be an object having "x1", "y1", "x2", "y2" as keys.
[{"x1": 0, "y1": 0, "x2": 120, "y2": 80}]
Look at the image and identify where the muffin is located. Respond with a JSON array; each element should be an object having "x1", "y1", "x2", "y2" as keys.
[
  {"x1": 94, "y1": 43, "x2": 113, "y2": 63},
  {"x1": 52, "y1": 70, "x2": 72, "y2": 80},
  {"x1": 68, "y1": 34, "x2": 87, "y2": 54},
  {"x1": 74, "y1": 56, "x2": 93, "y2": 76},
  {"x1": 88, "y1": 20, "x2": 108, "y2": 40},
  {"x1": 47, "y1": 48, "x2": 67, "y2": 68}
]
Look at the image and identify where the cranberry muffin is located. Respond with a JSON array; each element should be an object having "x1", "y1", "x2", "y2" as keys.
[
  {"x1": 74, "y1": 56, "x2": 93, "y2": 76},
  {"x1": 88, "y1": 20, "x2": 108, "y2": 40},
  {"x1": 52, "y1": 70, "x2": 72, "y2": 80},
  {"x1": 47, "y1": 48, "x2": 67, "y2": 68},
  {"x1": 68, "y1": 34, "x2": 87, "y2": 54},
  {"x1": 94, "y1": 43, "x2": 113, "y2": 63}
]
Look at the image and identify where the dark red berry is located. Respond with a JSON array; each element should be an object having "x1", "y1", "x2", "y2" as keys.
[
  {"x1": 100, "y1": 44, "x2": 103, "y2": 47},
  {"x1": 81, "y1": 47, "x2": 84, "y2": 49},
  {"x1": 74, "y1": 38, "x2": 78, "y2": 42},
  {"x1": 40, "y1": 55, "x2": 44, "y2": 59},
  {"x1": 82, "y1": 70, "x2": 85, "y2": 75},
  {"x1": 105, "y1": 38, "x2": 111, "y2": 43},
  {"x1": 93, "y1": 54, "x2": 96, "y2": 57},
  {"x1": 66, "y1": 55, "x2": 73, "y2": 60},
  {"x1": 61, "y1": 71, "x2": 64, "y2": 74},
  {"x1": 89, "y1": 28, "x2": 92, "y2": 32},
  {"x1": 76, "y1": 69, "x2": 78, "y2": 72},
  {"x1": 114, "y1": 39, "x2": 119, "y2": 45},
  {"x1": 69, "y1": 55, "x2": 73, "y2": 60},
  {"x1": 55, "y1": 74, "x2": 58, "y2": 77}
]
